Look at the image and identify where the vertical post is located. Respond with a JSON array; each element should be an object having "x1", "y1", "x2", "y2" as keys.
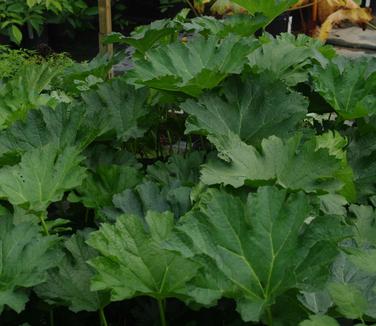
[
  {"x1": 98, "y1": 0, "x2": 113, "y2": 56},
  {"x1": 312, "y1": 0, "x2": 318, "y2": 25}
]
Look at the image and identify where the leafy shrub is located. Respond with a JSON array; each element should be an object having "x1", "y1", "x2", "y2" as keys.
[{"x1": 1, "y1": 7, "x2": 376, "y2": 326}]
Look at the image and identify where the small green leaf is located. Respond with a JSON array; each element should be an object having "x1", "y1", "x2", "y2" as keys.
[
  {"x1": 10, "y1": 25, "x2": 22, "y2": 45},
  {"x1": 328, "y1": 283, "x2": 368, "y2": 319}
]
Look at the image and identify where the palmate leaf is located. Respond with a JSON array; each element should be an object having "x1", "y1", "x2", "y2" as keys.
[
  {"x1": 202, "y1": 132, "x2": 343, "y2": 193},
  {"x1": 106, "y1": 181, "x2": 192, "y2": 221},
  {"x1": 181, "y1": 74, "x2": 308, "y2": 145},
  {"x1": 302, "y1": 252, "x2": 376, "y2": 320},
  {"x1": 146, "y1": 152, "x2": 204, "y2": 187},
  {"x1": 82, "y1": 78, "x2": 151, "y2": 142},
  {"x1": 350, "y1": 204, "x2": 376, "y2": 246},
  {"x1": 248, "y1": 33, "x2": 331, "y2": 86},
  {"x1": 87, "y1": 211, "x2": 200, "y2": 302},
  {"x1": 131, "y1": 34, "x2": 260, "y2": 97},
  {"x1": 311, "y1": 57, "x2": 376, "y2": 119},
  {"x1": 316, "y1": 131, "x2": 356, "y2": 201},
  {"x1": 230, "y1": 0, "x2": 299, "y2": 24},
  {"x1": 166, "y1": 187, "x2": 349, "y2": 322},
  {"x1": 183, "y1": 14, "x2": 269, "y2": 37},
  {"x1": 68, "y1": 165, "x2": 142, "y2": 217},
  {"x1": 329, "y1": 253, "x2": 376, "y2": 319},
  {"x1": 348, "y1": 120, "x2": 376, "y2": 200},
  {"x1": 0, "y1": 103, "x2": 103, "y2": 160},
  {"x1": 35, "y1": 231, "x2": 110, "y2": 312},
  {"x1": 0, "y1": 64, "x2": 60, "y2": 129},
  {"x1": 0, "y1": 214, "x2": 61, "y2": 313},
  {"x1": 0, "y1": 144, "x2": 86, "y2": 212}
]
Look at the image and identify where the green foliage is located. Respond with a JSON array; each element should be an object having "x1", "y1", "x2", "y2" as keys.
[
  {"x1": 0, "y1": 63, "x2": 61, "y2": 129},
  {"x1": 0, "y1": 213, "x2": 61, "y2": 313},
  {"x1": 230, "y1": 0, "x2": 299, "y2": 24},
  {"x1": 87, "y1": 212, "x2": 200, "y2": 301},
  {"x1": 202, "y1": 133, "x2": 343, "y2": 193},
  {"x1": 0, "y1": 14, "x2": 375, "y2": 326},
  {"x1": 311, "y1": 57, "x2": 376, "y2": 120},
  {"x1": 0, "y1": 144, "x2": 86, "y2": 212},
  {"x1": 181, "y1": 74, "x2": 308, "y2": 144},
  {"x1": 131, "y1": 34, "x2": 260, "y2": 96},
  {"x1": 166, "y1": 187, "x2": 350, "y2": 322},
  {"x1": 0, "y1": 0, "x2": 98, "y2": 44},
  {"x1": 35, "y1": 231, "x2": 110, "y2": 312}
]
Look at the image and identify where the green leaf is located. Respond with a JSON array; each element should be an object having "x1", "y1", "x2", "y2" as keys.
[
  {"x1": 35, "y1": 231, "x2": 110, "y2": 312},
  {"x1": 0, "y1": 214, "x2": 61, "y2": 313},
  {"x1": 298, "y1": 290, "x2": 332, "y2": 315},
  {"x1": 105, "y1": 28, "x2": 177, "y2": 54},
  {"x1": 0, "y1": 64, "x2": 60, "y2": 129},
  {"x1": 202, "y1": 132, "x2": 343, "y2": 193},
  {"x1": 166, "y1": 187, "x2": 349, "y2": 322},
  {"x1": 183, "y1": 14, "x2": 269, "y2": 37},
  {"x1": 68, "y1": 165, "x2": 142, "y2": 216},
  {"x1": 230, "y1": 0, "x2": 299, "y2": 24},
  {"x1": 0, "y1": 103, "x2": 101, "y2": 159},
  {"x1": 328, "y1": 283, "x2": 368, "y2": 319},
  {"x1": 329, "y1": 252, "x2": 376, "y2": 319},
  {"x1": 106, "y1": 181, "x2": 192, "y2": 221},
  {"x1": 82, "y1": 79, "x2": 151, "y2": 141},
  {"x1": 9, "y1": 25, "x2": 22, "y2": 45},
  {"x1": 348, "y1": 121, "x2": 376, "y2": 200},
  {"x1": 299, "y1": 315, "x2": 339, "y2": 326},
  {"x1": 0, "y1": 144, "x2": 86, "y2": 212},
  {"x1": 311, "y1": 57, "x2": 376, "y2": 119},
  {"x1": 181, "y1": 74, "x2": 307, "y2": 145},
  {"x1": 316, "y1": 131, "x2": 356, "y2": 201},
  {"x1": 87, "y1": 211, "x2": 200, "y2": 302},
  {"x1": 131, "y1": 34, "x2": 260, "y2": 96},
  {"x1": 350, "y1": 205, "x2": 376, "y2": 246},
  {"x1": 248, "y1": 33, "x2": 329, "y2": 86},
  {"x1": 146, "y1": 152, "x2": 204, "y2": 187},
  {"x1": 348, "y1": 248, "x2": 376, "y2": 274}
]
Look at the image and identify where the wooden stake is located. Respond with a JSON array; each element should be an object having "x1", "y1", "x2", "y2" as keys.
[
  {"x1": 312, "y1": 0, "x2": 318, "y2": 25},
  {"x1": 98, "y1": 0, "x2": 113, "y2": 56}
]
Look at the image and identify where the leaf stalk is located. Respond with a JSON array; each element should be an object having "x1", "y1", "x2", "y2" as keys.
[
  {"x1": 99, "y1": 307, "x2": 108, "y2": 326},
  {"x1": 157, "y1": 299, "x2": 167, "y2": 326}
]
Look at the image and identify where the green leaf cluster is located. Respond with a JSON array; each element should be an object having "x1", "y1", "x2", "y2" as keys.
[{"x1": 0, "y1": 10, "x2": 376, "y2": 326}]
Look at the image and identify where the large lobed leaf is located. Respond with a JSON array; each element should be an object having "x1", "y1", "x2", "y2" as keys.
[
  {"x1": 35, "y1": 231, "x2": 110, "y2": 312},
  {"x1": 181, "y1": 74, "x2": 308, "y2": 145},
  {"x1": 0, "y1": 64, "x2": 60, "y2": 129},
  {"x1": 166, "y1": 186, "x2": 350, "y2": 322},
  {"x1": 202, "y1": 132, "x2": 343, "y2": 193},
  {"x1": 87, "y1": 211, "x2": 200, "y2": 302},
  {"x1": 0, "y1": 214, "x2": 61, "y2": 313},
  {"x1": 68, "y1": 165, "x2": 142, "y2": 217},
  {"x1": 0, "y1": 144, "x2": 86, "y2": 212},
  {"x1": 0, "y1": 103, "x2": 102, "y2": 160},
  {"x1": 311, "y1": 57, "x2": 376, "y2": 120},
  {"x1": 248, "y1": 33, "x2": 332, "y2": 86},
  {"x1": 348, "y1": 119, "x2": 376, "y2": 201},
  {"x1": 230, "y1": 0, "x2": 299, "y2": 23},
  {"x1": 131, "y1": 34, "x2": 260, "y2": 96},
  {"x1": 82, "y1": 78, "x2": 151, "y2": 141}
]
